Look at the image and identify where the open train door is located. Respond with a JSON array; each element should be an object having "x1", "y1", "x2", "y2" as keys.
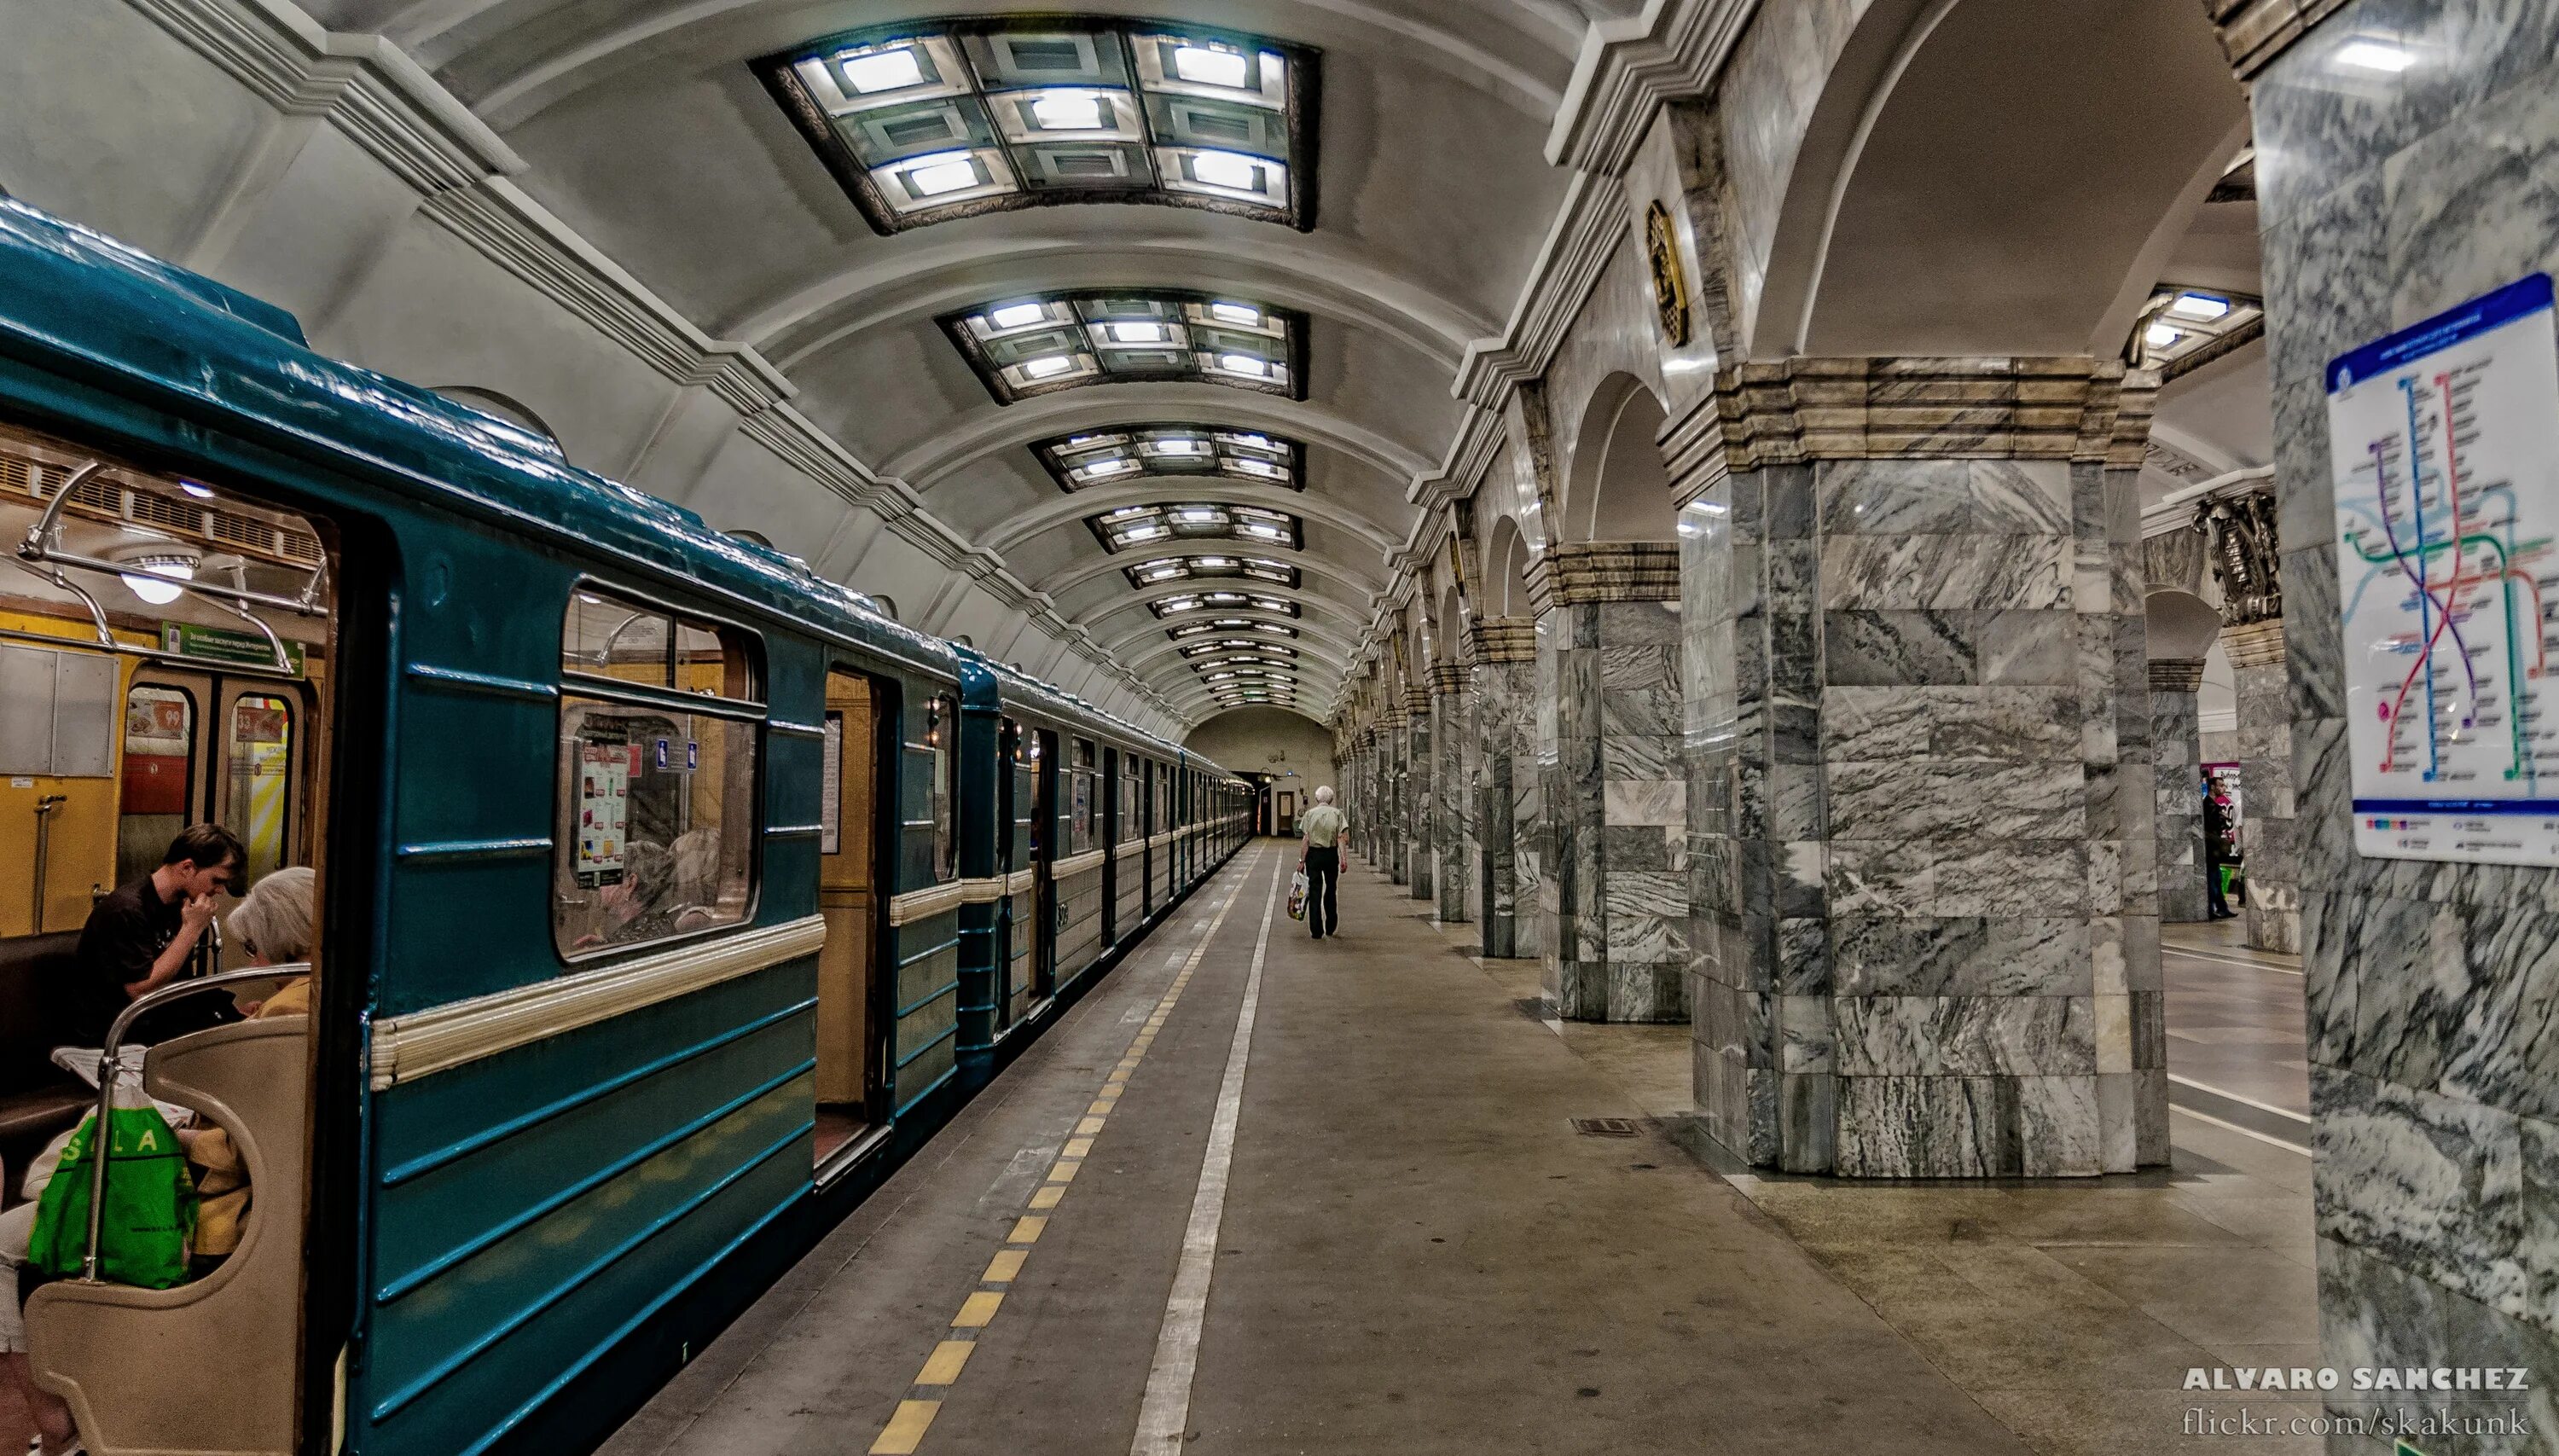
[{"x1": 814, "y1": 670, "x2": 889, "y2": 1172}]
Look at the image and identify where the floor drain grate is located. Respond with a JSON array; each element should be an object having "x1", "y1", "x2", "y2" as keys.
[{"x1": 1571, "y1": 1117, "x2": 1644, "y2": 1138}]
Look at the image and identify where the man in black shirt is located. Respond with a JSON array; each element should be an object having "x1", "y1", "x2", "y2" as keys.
[{"x1": 66, "y1": 823, "x2": 245, "y2": 1045}]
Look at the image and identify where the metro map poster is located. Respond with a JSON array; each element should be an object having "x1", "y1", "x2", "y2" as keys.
[{"x1": 2330, "y1": 273, "x2": 2559, "y2": 866}]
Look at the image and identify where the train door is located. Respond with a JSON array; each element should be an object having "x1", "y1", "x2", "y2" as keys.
[
  {"x1": 815, "y1": 669, "x2": 888, "y2": 1169},
  {"x1": 1030, "y1": 727, "x2": 1057, "y2": 1000},
  {"x1": 112, "y1": 670, "x2": 316, "y2": 912},
  {"x1": 3, "y1": 421, "x2": 343, "y2": 1456},
  {"x1": 1100, "y1": 745, "x2": 1120, "y2": 943}
]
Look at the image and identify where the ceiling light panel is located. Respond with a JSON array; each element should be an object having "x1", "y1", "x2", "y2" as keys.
[
  {"x1": 2127, "y1": 287, "x2": 2265, "y2": 378},
  {"x1": 1122, "y1": 554, "x2": 1299, "y2": 589},
  {"x1": 1169, "y1": 618, "x2": 1297, "y2": 641},
  {"x1": 1033, "y1": 424, "x2": 1303, "y2": 491},
  {"x1": 1148, "y1": 591, "x2": 1299, "y2": 618},
  {"x1": 762, "y1": 19, "x2": 1316, "y2": 235},
  {"x1": 949, "y1": 293, "x2": 1302, "y2": 403},
  {"x1": 1086, "y1": 502, "x2": 1302, "y2": 552}
]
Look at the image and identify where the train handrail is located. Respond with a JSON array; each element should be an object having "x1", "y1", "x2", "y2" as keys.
[{"x1": 78, "y1": 964, "x2": 308, "y2": 1283}]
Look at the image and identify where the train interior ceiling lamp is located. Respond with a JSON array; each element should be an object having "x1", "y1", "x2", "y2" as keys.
[
  {"x1": 1035, "y1": 424, "x2": 1303, "y2": 491},
  {"x1": 763, "y1": 18, "x2": 1317, "y2": 235},
  {"x1": 947, "y1": 290, "x2": 1304, "y2": 403}
]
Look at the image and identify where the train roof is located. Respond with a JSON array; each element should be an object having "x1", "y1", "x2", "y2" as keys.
[
  {"x1": 960, "y1": 647, "x2": 1244, "y2": 782},
  {"x1": 0, "y1": 197, "x2": 959, "y2": 680}
]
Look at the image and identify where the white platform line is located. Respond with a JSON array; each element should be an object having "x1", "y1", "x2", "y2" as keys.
[
  {"x1": 2167, "y1": 1072, "x2": 2312, "y2": 1124},
  {"x1": 1129, "y1": 854, "x2": 1284, "y2": 1455},
  {"x1": 2170, "y1": 1103, "x2": 2312, "y2": 1157},
  {"x1": 2163, "y1": 946, "x2": 2305, "y2": 977}
]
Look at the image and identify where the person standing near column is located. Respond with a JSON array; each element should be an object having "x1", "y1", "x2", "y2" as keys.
[{"x1": 1299, "y1": 786, "x2": 1347, "y2": 940}]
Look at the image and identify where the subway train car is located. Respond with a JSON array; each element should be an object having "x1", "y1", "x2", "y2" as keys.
[{"x1": 0, "y1": 197, "x2": 1251, "y2": 1456}]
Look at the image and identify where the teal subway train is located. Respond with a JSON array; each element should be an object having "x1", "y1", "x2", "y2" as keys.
[{"x1": 0, "y1": 198, "x2": 1254, "y2": 1456}]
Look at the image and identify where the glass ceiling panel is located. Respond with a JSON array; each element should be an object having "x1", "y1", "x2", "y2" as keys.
[
  {"x1": 1034, "y1": 424, "x2": 1302, "y2": 491},
  {"x1": 1168, "y1": 618, "x2": 1297, "y2": 641},
  {"x1": 1178, "y1": 638, "x2": 1299, "y2": 659},
  {"x1": 1148, "y1": 590, "x2": 1299, "y2": 618},
  {"x1": 948, "y1": 292, "x2": 1303, "y2": 403},
  {"x1": 2128, "y1": 287, "x2": 2264, "y2": 378},
  {"x1": 1122, "y1": 554, "x2": 1299, "y2": 589},
  {"x1": 1088, "y1": 502, "x2": 1301, "y2": 552},
  {"x1": 762, "y1": 18, "x2": 1316, "y2": 235}
]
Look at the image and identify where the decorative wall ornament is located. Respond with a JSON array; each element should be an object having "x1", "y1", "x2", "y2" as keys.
[
  {"x1": 1643, "y1": 199, "x2": 1691, "y2": 347},
  {"x1": 2198, "y1": 487, "x2": 2281, "y2": 624}
]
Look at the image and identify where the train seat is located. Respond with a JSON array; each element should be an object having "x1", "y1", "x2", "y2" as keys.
[
  {"x1": 26, "y1": 1014, "x2": 310, "y2": 1456},
  {"x1": 0, "y1": 931, "x2": 92, "y2": 1198}
]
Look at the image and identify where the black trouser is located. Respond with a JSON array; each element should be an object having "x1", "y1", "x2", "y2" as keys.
[
  {"x1": 2206, "y1": 861, "x2": 2231, "y2": 917},
  {"x1": 1303, "y1": 845, "x2": 1339, "y2": 937}
]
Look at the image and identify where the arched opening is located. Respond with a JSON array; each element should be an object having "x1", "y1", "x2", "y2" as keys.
[
  {"x1": 1483, "y1": 515, "x2": 1532, "y2": 618},
  {"x1": 1560, "y1": 374, "x2": 1675, "y2": 544}
]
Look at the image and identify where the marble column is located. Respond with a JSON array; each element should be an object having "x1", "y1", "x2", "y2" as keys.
[
  {"x1": 1471, "y1": 617, "x2": 1537, "y2": 959},
  {"x1": 2223, "y1": 619, "x2": 2296, "y2": 953},
  {"x1": 1668, "y1": 356, "x2": 2165, "y2": 1176},
  {"x1": 1531, "y1": 542, "x2": 1687, "y2": 1024},
  {"x1": 1404, "y1": 685, "x2": 1434, "y2": 902},
  {"x1": 2150, "y1": 658, "x2": 2209, "y2": 925},
  {"x1": 1384, "y1": 705, "x2": 1409, "y2": 884},
  {"x1": 1432, "y1": 663, "x2": 1471, "y2": 922},
  {"x1": 2212, "y1": 0, "x2": 2559, "y2": 1422}
]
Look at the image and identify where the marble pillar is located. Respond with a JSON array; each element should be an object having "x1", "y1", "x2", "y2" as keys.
[
  {"x1": 1405, "y1": 686, "x2": 1434, "y2": 901},
  {"x1": 1385, "y1": 707, "x2": 1409, "y2": 884},
  {"x1": 1669, "y1": 357, "x2": 2166, "y2": 1177},
  {"x1": 2225, "y1": 619, "x2": 2297, "y2": 953},
  {"x1": 1471, "y1": 618, "x2": 1537, "y2": 959},
  {"x1": 2213, "y1": 0, "x2": 2559, "y2": 1424},
  {"x1": 1531, "y1": 543, "x2": 1687, "y2": 1024},
  {"x1": 1432, "y1": 664, "x2": 1471, "y2": 922},
  {"x1": 2150, "y1": 658, "x2": 2209, "y2": 925}
]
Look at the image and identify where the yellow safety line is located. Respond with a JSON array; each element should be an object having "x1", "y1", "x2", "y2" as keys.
[{"x1": 857, "y1": 846, "x2": 1265, "y2": 1454}]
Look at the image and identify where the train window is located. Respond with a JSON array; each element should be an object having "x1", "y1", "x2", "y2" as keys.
[
  {"x1": 926, "y1": 693, "x2": 956, "y2": 881},
  {"x1": 1070, "y1": 737, "x2": 1095, "y2": 853},
  {"x1": 554, "y1": 587, "x2": 763, "y2": 958},
  {"x1": 115, "y1": 684, "x2": 198, "y2": 887},
  {"x1": 224, "y1": 694, "x2": 293, "y2": 888}
]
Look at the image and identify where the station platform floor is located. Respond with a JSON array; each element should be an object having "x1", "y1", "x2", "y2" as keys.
[{"x1": 598, "y1": 840, "x2": 2325, "y2": 1456}]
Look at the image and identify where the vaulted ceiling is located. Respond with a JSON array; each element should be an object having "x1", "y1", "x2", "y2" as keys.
[{"x1": 293, "y1": 0, "x2": 1643, "y2": 721}]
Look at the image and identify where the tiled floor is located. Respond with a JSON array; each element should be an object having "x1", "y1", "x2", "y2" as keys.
[{"x1": 1415, "y1": 883, "x2": 2321, "y2": 1456}]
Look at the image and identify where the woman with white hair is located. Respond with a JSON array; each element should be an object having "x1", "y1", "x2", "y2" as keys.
[
  {"x1": 1297, "y1": 785, "x2": 1348, "y2": 940},
  {"x1": 188, "y1": 866, "x2": 316, "y2": 1270}
]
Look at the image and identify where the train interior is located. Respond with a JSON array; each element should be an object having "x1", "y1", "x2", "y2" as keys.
[
  {"x1": 814, "y1": 670, "x2": 888, "y2": 1174},
  {"x1": 0, "y1": 418, "x2": 339, "y2": 1456}
]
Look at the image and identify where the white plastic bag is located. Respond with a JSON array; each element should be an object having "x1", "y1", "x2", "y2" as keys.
[{"x1": 1288, "y1": 867, "x2": 1309, "y2": 920}]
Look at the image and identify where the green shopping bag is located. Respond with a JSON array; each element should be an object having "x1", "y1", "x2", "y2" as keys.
[{"x1": 26, "y1": 1099, "x2": 199, "y2": 1290}]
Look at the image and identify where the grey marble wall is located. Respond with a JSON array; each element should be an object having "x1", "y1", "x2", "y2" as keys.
[
  {"x1": 1435, "y1": 678, "x2": 1471, "y2": 922},
  {"x1": 1680, "y1": 437, "x2": 2166, "y2": 1177},
  {"x1": 1540, "y1": 590, "x2": 1689, "y2": 1024},
  {"x1": 2152, "y1": 687, "x2": 2208, "y2": 924},
  {"x1": 2244, "y1": 5, "x2": 2559, "y2": 1426},
  {"x1": 1473, "y1": 653, "x2": 1538, "y2": 960},
  {"x1": 1407, "y1": 705, "x2": 1435, "y2": 901}
]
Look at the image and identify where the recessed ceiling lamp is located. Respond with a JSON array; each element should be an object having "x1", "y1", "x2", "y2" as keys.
[
  {"x1": 904, "y1": 152, "x2": 984, "y2": 196},
  {"x1": 1189, "y1": 150, "x2": 1262, "y2": 190},
  {"x1": 2167, "y1": 292, "x2": 2230, "y2": 321},
  {"x1": 1209, "y1": 302, "x2": 1261, "y2": 327},
  {"x1": 840, "y1": 46, "x2": 925, "y2": 92},
  {"x1": 1030, "y1": 91, "x2": 1108, "y2": 130},
  {"x1": 989, "y1": 302, "x2": 1047, "y2": 328},
  {"x1": 1171, "y1": 44, "x2": 1250, "y2": 88},
  {"x1": 2335, "y1": 38, "x2": 2415, "y2": 72},
  {"x1": 1022, "y1": 354, "x2": 1077, "y2": 379}
]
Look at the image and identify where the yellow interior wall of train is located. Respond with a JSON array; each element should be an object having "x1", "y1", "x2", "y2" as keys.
[{"x1": 1, "y1": 607, "x2": 152, "y2": 937}]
